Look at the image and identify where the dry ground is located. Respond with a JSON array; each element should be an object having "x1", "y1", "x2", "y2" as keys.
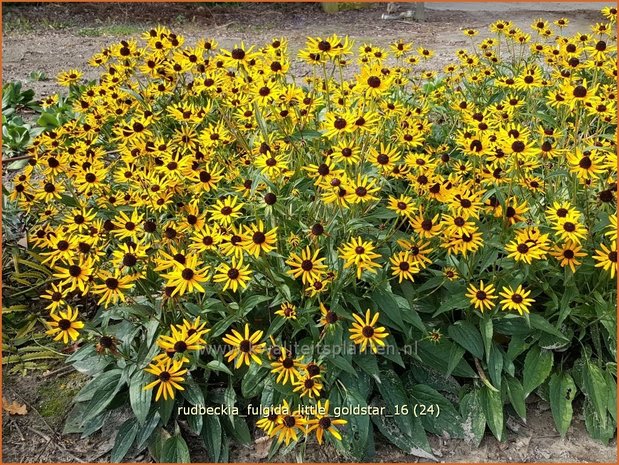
[
  {"x1": 2, "y1": 2, "x2": 617, "y2": 463},
  {"x1": 1, "y1": 2, "x2": 607, "y2": 98}
]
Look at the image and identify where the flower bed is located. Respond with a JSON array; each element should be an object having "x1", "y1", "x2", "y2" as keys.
[{"x1": 6, "y1": 7, "x2": 617, "y2": 462}]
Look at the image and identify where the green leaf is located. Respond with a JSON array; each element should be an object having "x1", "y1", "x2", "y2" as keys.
[
  {"x1": 81, "y1": 370, "x2": 124, "y2": 424},
  {"x1": 487, "y1": 343, "x2": 504, "y2": 389},
  {"x1": 327, "y1": 355, "x2": 357, "y2": 376},
  {"x1": 161, "y1": 434, "x2": 191, "y2": 463},
  {"x1": 182, "y1": 374, "x2": 205, "y2": 406},
  {"x1": 406, "y1": 361, "x2": 461, "y2": 395},
  {"x1": 353, "y1": 353, "x2": 381, "y2": 382},
  {"x1": 241, "y1": 363, "x2": 269, "y2": 398},
  {"x1": 202, "y1": 414, "x2": 222, "y2": 462},
  {"x1": 377, "y1": 369, "x2": 417, "y2": 439},
  {"x1": 372, "y1": 289, "x2": 404, "y2": 331},
  {"x1": 75, "y1": 368, "x2": 121, "y2": 402},
  {"x1": 480, "y1": 385, "x2": 504, "y2": 441},
  {"x1": 370, "y1": 398, "x2": 435, "y2": 460},
  {"x1": 136, "y1": 409, "x2": 161, "y2": 449},
  {"x1": 433, "y1": 292, "x2": 470, "y2": 317},
  {"x1": 37, "y1": 112, "x2": 59, "y2": 128},
  {"x1": 582, "y1": 361, "x2": 609, "y2": 430},
  {"x1": 522, "y1": 346, "x2": 553, "y2": 397},
  {"x1": 548, "y1": 372, "x2": 576, "y2": 438},
  {"x1": 504, "y1": 375, "x2": 526, "y2": 421},
  {"x1": 330, "y1": 388, "x2": 370, "y2": 460},
  {"x1": 448, "y1": 321, "x2": 484, "y2": 359},
  {"x1": 158, "y1": 395, "x2": 176, "y2": 425},
  {"x1": 207, "y1": 360, "x2": 233, "y2": 376},
  {"x1": 459, "y1": 389, "x2": 486, "y2": 447},
  {"x1": 417, "y1": 339, "x2": 477, "y2": 378},
  {"x1": 528, "y1": 314, "x2": 568, "y2": 341},
  {"x1": 584, "y1": 399, "x2": 615, "y2": 445},
  {"x1": 446, "y1": 343, "x2": 466, "y2": 377},
  {"x1": 480, "y1": 317, "x2": 493, "y2": 364},
  {"x1": 605, "y1": 370, "x2": 616, "y2": 423},
  {"x1": 130, "y1": 371, "x2": 152, "y2": 425},
  {"x1": 110, "y1": 418, "x2": 138, "y2": 462},
  {"x1": 408, "y1": 384, "x2": 464, "y2": 438}
]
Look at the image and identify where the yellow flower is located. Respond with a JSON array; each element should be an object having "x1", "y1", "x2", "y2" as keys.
[
  {"x1": 213, "y1": 257, "x2": 252, "y2": 292},
  {"x1": 275, "y1": 302, "x2": 297, "y2": 320},
  {"x1": 57, "y1": 69, "x2": 83, "y2": 86},
  {"x1": 389, "y1": 251, "x2": 420, "y2": 283},
  {"x1": 349, "y1": 309, "x2": 389, "y2": 353},
  {"x1": 499, "y1": 285, "x2": 535, "y2": 315},
  {"x1": 465, "y1": 281, "x2": 497, "y2": 312},
  {"x1": 143, "y1": 359, "x2": 187, "y2": 401},
  {"x1": 306, "y1": 400, "x2": 348, "y2": 444},
  {"x1": 593, "y1": 242, "x2": 618, "y2": 278},
  {"x1": 339, "y1": 237, "x2": 382, "y2": 279},
  {"x1": 286, "y1": 246, "x2": 328, "y2": 285},
  {"x1": 222, "y1": 324, "x2": 266, "y2": 368},
  {"x1": 46, "y1": 305, "x2": 84, "y2": 344},
  {"x1": 270, "y1": 400, "x2": 306, "y2": 445},
  {"x1": 241, "y1": 220, "x2": 277, "y2": 257},
  {"x1": 163, "y1": 255, "x2": 210, "y2": 296}
]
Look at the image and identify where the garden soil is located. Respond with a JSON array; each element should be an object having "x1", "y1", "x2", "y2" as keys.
[{"x1": 2, "y1": 2, "x2": 617, "y2": 463}]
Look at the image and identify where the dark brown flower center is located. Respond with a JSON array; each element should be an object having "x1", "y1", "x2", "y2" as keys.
[
  {"x1": 362, "y1": 326, "x2": 375, "y2": 337},
  {"x1": 239, "y1": 340, "x2": 252, "y2": 352},
  {"x1": 182, "y1": 268, "x2": 194, "y2": 280},
  {"x1": 69, "y1": 265, "x2": 82, "y2": 277},
  {"x1": 174, "y1": 341, "x2": 188, "y2": 352}
]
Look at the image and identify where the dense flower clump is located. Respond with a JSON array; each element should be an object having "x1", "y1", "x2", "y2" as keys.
[{"x1": 7, "y1": 6, "x2": 617, "y2": 458}]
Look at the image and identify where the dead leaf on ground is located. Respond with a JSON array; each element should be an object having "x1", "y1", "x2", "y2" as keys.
[
  {"x1": 2, "y1": 397, "x2": 28, "y2": 416},
  {"x1": 253, "y1": 435, "x2": 272, "y2": 459}
]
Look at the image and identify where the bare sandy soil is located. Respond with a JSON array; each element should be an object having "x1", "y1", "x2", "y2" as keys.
[
  {"x1": 2, "y1": 2, "x2": 617, "y2": 463},
  {"x1": 1, "y1": 2, "x2": 606, "y2": 98}
]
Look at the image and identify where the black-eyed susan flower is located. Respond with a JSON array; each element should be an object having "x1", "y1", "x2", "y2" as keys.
[
  {"x1": 57, "y1": 69, "x2": 83, "y2": 86},
  {"x1": 499, "y1": 285, "x2": 535, "y2": 315},
  {"x1": 275, "y1": 302, "x2": 297, "y2": 320},
  {"x1": 257, "y1": 410, "x2": 281, "y2": 436},
  {"x1": 53, "y1": 257, "x2": 94, "y2": 293},
  {"x1": 271, "y1": 352, "x2": 303, "y2": 384},
  {"x1": 349, "y1": 309, "x2": 389, "y2": 353},
  {"x1": 410, "y1": 211, "x2": 442, "y2": 238},
  {"x1": 213, "y1": 257, "x2": 252, "y2": 292},
  {"x1": 92, "y1": 271, "x2": 135, "y2": 307},
  {"x1": 465, "y1": 281, "x2": 497, "y2": 312},
  {"x1": 317, "y1": 302, "x2": 339, "y2": 329},
  {"x1": 286, "y1": 246, "x2": 327, "y2": 285},
  {"x1": 388, "y1": 194, "x2": 416, "y2": 219},
  {"x1": 306, "y1": 400, "x2": 347, "y2": 445},
  {"x1": 45, "y1": 305, "x2": 84, "y2": 343},
  {"x1": 389, "y1": 251, "x2": 420, "y2": 282},
  {"x1": 222, "y1": 324, "x2": 266, "y2": 368},
  {"x1": 551, "y1": 241, "x2": 587, "y2": 272},
  {"x1": 339, "y1": 237, "x2": 382, "y2": 279},
  {"x1": 163, "y1": 255, "x2": 210, "y2": 296},
  {"x1": 157, "y1": 323, "x2": 205, "y2": 362},
  {"x1": 270, "y1": 400, "x2": 306, "y2": 445},
  {"x1": 292, "y1": 373, "x2": 323, "y2": 398},
  {"x1": 241, "y1": 220, "x2": 277, "y2": 257},
  {"x1": 209, "y1": 196, "x2": 244, "y2": 226},
  {"x1": 41, "y1": 282, "x2": 68, "y2": 313},
  {"x1": 143, "y1": 359, "x2": 187, "y2": 401},
  {"x1": 593, "y1": 242, "x2": 618, "y2": 278}
]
